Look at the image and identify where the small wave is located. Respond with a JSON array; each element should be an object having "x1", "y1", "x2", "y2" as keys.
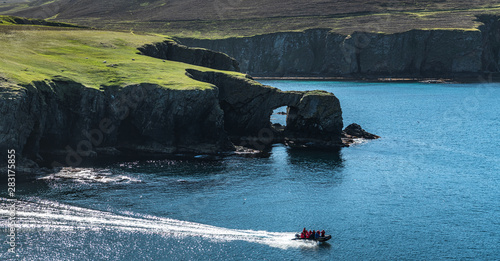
[
  {"x1": 349, "y1": 138, "x2": 369, "y2": 146},
  {"x1": 37, "y1": 167, "x2": 141, "y2": 184},
  {"x1": 0, "y1": 198, "x2": 319, "y2": 250}
]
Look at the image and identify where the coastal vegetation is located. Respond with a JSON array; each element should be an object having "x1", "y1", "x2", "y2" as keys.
[{"x1": 0, "y1": 21, "x2": 233, "y2": 90}]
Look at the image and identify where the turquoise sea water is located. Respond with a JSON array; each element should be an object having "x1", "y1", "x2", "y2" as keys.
[{"x1": 1, "y1": 81, "x2": 499, "y2": 260}]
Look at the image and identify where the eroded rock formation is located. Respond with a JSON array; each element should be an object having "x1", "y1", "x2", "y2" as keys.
[
  {"x1": 186, "y1": 69, "x2": 344, "y2": 149},
  {"x1": 286, "y1": 91, "x2": 344, "y2": 148},
  {"x1": 138, "y1": 40, "x2": 240, "y2": 72}
]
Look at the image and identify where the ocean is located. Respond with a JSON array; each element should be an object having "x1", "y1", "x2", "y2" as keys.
[{"x1": 1, "y1": 80, "x2": 499, "y2": 260}]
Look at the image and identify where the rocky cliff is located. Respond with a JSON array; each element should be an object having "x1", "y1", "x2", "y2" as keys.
[
  {"x1": 1, "y1": 40, "x2": 348, "y2": 172},
  {"x1": 177, "y1": 16, "x2": 500, "y2": 78},
  {"x1": 138, "y1": 40, "x2": 240, "y2": 72},
  {"x1": 0, "y1": 79, "x2": 231, "y2": 170}
]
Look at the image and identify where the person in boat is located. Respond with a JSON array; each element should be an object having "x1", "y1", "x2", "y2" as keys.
[
  {"x1": 321, "y1": 230, "x2": 325, "y2": 237},
  {"x1": 300, "y1": 232, "x2": 305, "y2": 239},
  {"x1": 315, "y1": 230, "x2": 320, "y2": 239}
]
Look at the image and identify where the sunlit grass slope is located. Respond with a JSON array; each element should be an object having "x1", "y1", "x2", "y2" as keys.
[{"x1": 0, "y1": 24, "x2": 238, "y2": 90}]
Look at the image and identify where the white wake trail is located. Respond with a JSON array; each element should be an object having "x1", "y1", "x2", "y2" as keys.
[{"x1": 0, "y1": 198, "x2": 318, "y2": 249}]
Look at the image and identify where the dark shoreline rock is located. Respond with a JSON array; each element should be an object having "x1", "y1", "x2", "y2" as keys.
[{"x1": 342, "y1": 123, "x2": 380, "y2": 146}]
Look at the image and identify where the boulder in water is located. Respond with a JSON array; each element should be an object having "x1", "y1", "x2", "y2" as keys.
[{"x1": 342, "y1": 123, "x2": 380, "y2": 146}]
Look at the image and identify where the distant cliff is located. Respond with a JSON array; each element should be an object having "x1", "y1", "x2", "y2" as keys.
[{"x1": 177, "y1": 15, "x2": 500, "y2": 79}]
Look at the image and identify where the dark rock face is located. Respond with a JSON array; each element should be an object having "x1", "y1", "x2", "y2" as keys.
[
  {"x1": 177, "y1": 23, "x2": 500, "y2": 78},
  {"x1": 108, "y1": 84, "x2": 231, "y2": 154},
  {"x1": 138, "y1": 40, "x2": 240, "y2": 72},
  {"x1": 286, "y1": 91, "x2": 343, "y2": 147},
  {"x1": 179, "y1": 29, "x2": 337, "y2": 76},
  {"x1": 0, "y1": 71, "x2": 347, "y2": 171},
  {"x1": 0, "y1": 80, "x2": 231, "y2": 170},
  {"x1": 186, "y1": 69, "x2": 344, "y2": 149},
  {"x1": 477, "y1": 15, "x2": 500, "y2": 73},
  {"x1": 0, "y1": 83, "x2": 38, "y2": 161}
]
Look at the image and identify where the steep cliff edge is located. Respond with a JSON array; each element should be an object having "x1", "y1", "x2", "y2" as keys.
[
  {"x1": 177, "y1": 16, "x2": 500, "y2": 79},
  {"x1": 0, "y1": 80, "x2": 231, "y2": 170}
]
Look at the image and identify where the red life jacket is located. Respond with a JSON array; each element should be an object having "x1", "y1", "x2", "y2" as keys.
[
  {"x1": 321, "y1": 230, "x2": 325, "y2": 237},
  {"x1": 300, "y1": 232, "x2": 305, "y2": 239}
]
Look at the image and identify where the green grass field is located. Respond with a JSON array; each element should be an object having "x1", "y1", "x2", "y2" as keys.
[{"x1": 0, "y1": 21, "x2": 244, "y2": 90}]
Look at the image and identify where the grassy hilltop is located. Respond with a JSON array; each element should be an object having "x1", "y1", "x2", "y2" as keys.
[
  {"x1": 1, "y1": 0, "x2": 500, "y2": 38},
  {"x1": 0, "y1": 16, "x2": 243, "y2": 91}
]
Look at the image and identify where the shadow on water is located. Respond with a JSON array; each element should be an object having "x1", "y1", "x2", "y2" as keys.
[
  {"x1": 320, "y1": 242, "x2": 332, "y2": 248},
  {"x1": 286, "y1": 147, "x2": 343, "y2": 168},
  {"x1": 298, "y1": 242, "x2": 332, "y2": 254},
  {"x1": 278, "y1": 146, "x2": 346, "y2": 186}
]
